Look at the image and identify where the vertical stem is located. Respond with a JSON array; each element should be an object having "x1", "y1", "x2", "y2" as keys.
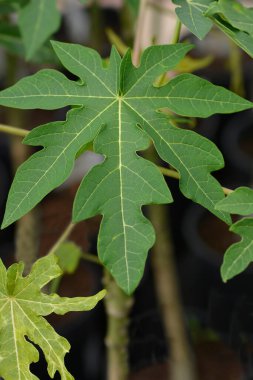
[
  {"x1": 146, "y1": 146, "x2": 197, "y2": 380},
  {"x1": 150, "y1": 203, "x2": 197, "y2": 380},
  {"x1": 228, "y1": 39, "x2": 245, "y2": 97},
  {"x1": 171, "y1": 18, "x2": 182, "y2": 44},
  {"x1": 103, "y1": 270, "x2": 134, "y2": 380},
  {"x1": 132, "y1": 0, "x2": 148, "y2": 65}
]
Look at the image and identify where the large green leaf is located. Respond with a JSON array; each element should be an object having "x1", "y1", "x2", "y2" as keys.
[
  {"x1": 0, "y1": 42, "x2": 252, "y2": 292},
  {"x1": 221, "y1": 218, "x2": 253, "y2": 282},
  {"x1": 216, "y1": 187, "x2": 253, "y2": 215},
  {"x1": 18, "y1": 0, "x2": 60, "y2": 60},
  {"x1": 0, "y1": 253, "x2": 105, "y2": 379},
  {"x1": 172, "y1": 0, "x2": 213, "y2": 39}
]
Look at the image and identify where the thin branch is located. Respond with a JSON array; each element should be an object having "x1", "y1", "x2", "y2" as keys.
[
  {"x1": 171, "y1": 18, "x2": 182, "y2": 44},
  {"x1": 0, "y1": 123, "x2": 29, "y2": 137},
  {"x1": 158, "y1": 166, "x2": 234, "y2": 196},
  {"x1": 82, "y1": 252, "x2": 102, "y2": 266},
  {"x1": 47, "y1": 222, "x2": 76, "y2": 256}
]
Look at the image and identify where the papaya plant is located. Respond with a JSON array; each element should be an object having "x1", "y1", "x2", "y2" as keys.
[{"x1": 1, "y1": 0, "x2": 253, "y2": 379}]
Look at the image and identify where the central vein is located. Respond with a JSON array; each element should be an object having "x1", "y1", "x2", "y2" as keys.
[{"x1": 118, "y1": 98, "x2": 129, "y2": 291}]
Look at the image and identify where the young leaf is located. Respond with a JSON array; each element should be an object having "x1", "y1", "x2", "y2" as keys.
[
  {"x1": 172, "y1": 0, "x2": 213, "y2": 39},
  {"x1": 0, "y1": 42, "x2": 252, "y2": 293},
  {"x1": 221, "y1": 218, "x2": 253, "y2": 282},
  {"x1": 216, "y1": 187, "x2": 253, "y2": 215},
  {"x1": 55, "y1": 241, "x2": 82, "y2": 274},
  {"x1": 18, "y1": 0, "x2": 60, "y2": 60},
  {"x1": 0, "y1": 253, "x2": 105, "y2": 379}
]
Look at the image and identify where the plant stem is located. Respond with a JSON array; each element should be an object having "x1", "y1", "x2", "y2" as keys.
[
  {"x1": 146, "y1": 146, "x2": 198, "y2": 380},
  {"x1": 132, "y1": 0, "x2": 148, "y2": 65},
  {"x1": 81, "y1": 252, "x2": 102, "y2": 266},
  {"x1": 171, "y1": 18, "x2": 182, "y2": 44},
  {"x1": 0, "y1": 124, "x2": 29, "y2": 137},
  {"x1": 103, "y1": 270, "x2": 134, "y2": 380},
  {"x1": 150, "y1": 203, "x2": 197, "y2": 380},
  {"x1": 47, "y1": 222, "x2": 76, "y2": 256},
  {"x1": 158, "y1": 166, "x2": 233, "y2": 195}
]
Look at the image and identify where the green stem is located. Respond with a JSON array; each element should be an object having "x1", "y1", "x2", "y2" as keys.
[
  {"x1": 0, "y1": 123, "x2": 29, "y2": 137},
  {"x1": 81, "y1": 252, "x2": 102, "y2": 266},
  {"x1": 47, "y1": 222, "x2": 76, "y2": 256},
  {"x1": 103, "y1": 270, "x2": 133, "y2": 380},
  {"x1": 171, "y1": 18, "x2": 182, "y2": 44}
]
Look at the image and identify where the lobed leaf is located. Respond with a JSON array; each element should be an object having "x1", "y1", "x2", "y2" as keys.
[
  {"x1": 216, "y1": 187, "x2": 253, "y2": 215},
  {"x1": 1, "y1": 42, "x2": 252, "y2": 292},
  {"x1": 0, "y1": 254, "x2": 105, "y2": 379},
  {"x1": 221, "y1": 218, "x2": 253, "y2": 282}
]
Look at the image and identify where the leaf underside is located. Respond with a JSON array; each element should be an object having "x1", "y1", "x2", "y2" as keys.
[
  {"x1": 0, "y1": 254, "x2": 105, "y2": 380},
  {"x1": 0, "y1": 42, "x2": 252, "y2": 293}
]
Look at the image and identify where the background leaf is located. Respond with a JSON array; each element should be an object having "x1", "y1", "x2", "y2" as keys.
[
  {"x1": 18, "y1": 0, "x2": 61, "y2": 60},
  {"x1": 0, "y1": 254, "x2": 105, "y2": 380},
  {"x1": 216, "y1": 187, "x2": 253, "y2": 215},
  {"x1": 221, "y1": 218, "x2": 253, "y2": 282},
  {"x1": 212, "y1": 0, "x2": 253, "y2": 36},
  {"x1": 55, "y1": 241, "x2": 82, "y2": 274},
  {"x1": 172, "y1": 0, "x2": 213, "y2": 39},
  {"x1": 206, "y1": 1, "x2": 253, "y2": 57}
]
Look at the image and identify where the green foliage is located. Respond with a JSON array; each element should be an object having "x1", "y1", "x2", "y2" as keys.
[
  {"x1": 0, "y1": 23, "x2": 58, "y2": 64},
  {"x1": 55, "y1": 241, "x2": 82, "y2": 274},
  {"x1": 0, "y1": 253, "x2": 105, "y2": 379},
  {"x1": 209, "y1": 0, "x2": 253, "y2": 35},
  {"x1": 172, "y1": 0, "x2": 213, "y2": 39},
  {"x1": 18, "y1": 0, "x2": 60, "y2": 60},
  {"x1": 220, "y1": 218, "x2": 253, "y2": 282},
  {"x1": 216, "y1": 187, "x2": 253, "y2": 282},
  {"x1": 0, "y1": 42, "x2": 252, "y2": 293},
  {"x1": 173, "y1": 0, "x2": 253, "y2": 57},
  {"x1": 216, "y1": 187, "x2": 253, "y2": 215},
  {"x1": 206, "y1": 0, "x2": 253, "y2": 58}
]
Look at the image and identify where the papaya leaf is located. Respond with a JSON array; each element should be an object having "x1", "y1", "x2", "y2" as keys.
[
  {"x1": 18, "y1": 0, "x2": 60, "y2": 60},
  {"x1": 0, "y1": 42, "x2": 252, "y2": 293},
  {"x1": 0, "y1": 253, "x2": 105, "y2": 380},
  {"x1": 216, "y1": 187, "x2": 253, "y2": 215},
  {"x1": 55, "y1": 241, "x2": 82, "y2": 274},
  {"x1": 211, "y1": 0, "x2": 253, "y2": 36},
  {"x1": 206, "y1": 1, "x2": 253, "y2": 57},
  {"x1": 172, "y1": 0, "x2": 213, "y2": 39},
  {"x1": 221, "y1": 218, "x2": 253, "y2": 282}
]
